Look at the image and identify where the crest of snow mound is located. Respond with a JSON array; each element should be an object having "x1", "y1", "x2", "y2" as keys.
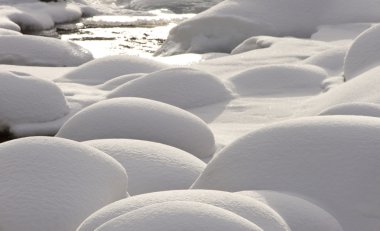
[
  {"x1": 344, "y1": 24, "x2": 380, "y2": 80},
  {"x1": 96, "y1": 201, "x2": 263, "y2": 231},
  {"x1": 229, "y1": 64, "x2": 327, "y2": 97},
  {"x1": 237, "y1": 190, "x2": 343, "y2": 231},
  {"x1": 56, "y1": 98, "x2": 215, "y2": 158},
  {"x1": 192, "y1": 116, "x2": 380, "y2": 231},
  {"x1": 0, "y1": 35, "x2": 93, "y2": 66},
  {"x1": 99, "y1": 73, "x2": 146, "y2": 90},
  {"x1": 56, "y1": 55, "x2": 167, "y2": 85},
  {"x1": 0, "y1": 137, "x2": 128, "y2": 231},
  {"x1": 107, "y1": 67, "x2": 232, "y2": 109},
  {"x1": 319, "y1": 102, "x2": 380, "y2": 117},
  {"x1": 0, "y1": 28, "x2": 21, "y2": 35},
  {"x1": 78, "y1": 190, "x2": 290, "y2": 231},
  {"x1": 0, "y1": 71, "x2": 68, "y2": 126},
  {"x1": 83, "y1": 139, "x2": 206, "y2": 195},
  {"x1": 156, "y1": 0, "x2": 380, "y2": 55}
]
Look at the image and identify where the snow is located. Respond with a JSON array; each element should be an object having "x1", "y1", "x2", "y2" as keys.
[
  {"x1": 96, "y1": 201, "x2": 262, "y2": 231},
  {"x1": 319, "y1": 102, "x2": 380, "y2": 117},
  {"x1": 343, "y1": 24, "x2": 380, "y2": 80},
  {"x1": 0, "y1": 136, "x2": 128, "y2": 231},
  {"x1": 77, "y1": 190, "x2": 290, "y2": 231},
  {"x1": 128, "y1": 0, "x2": 223, "y2": 13},
  {"x1": 107, "y1": 67, "x2": 232, "y2": 109},
  {"x1": 99, "y1": 73, "x2": 146, "y2": 90},
  {"x1": 228, "y1": 64, "x2": 327, "y2": 97},
  {"x1": 238, "y1": 191, "x2": 343, "y2": 231},
  {"x1": 0, "y1": 35, "x2": 93, "y2": 66},
  {"x1": 56, "y1": 55, "x2": 167, "y2": 85},
  {"x1": 0, "y1": 28, "x2": 21, "y2": 35},
  {"x1": 83, "y1": 139, "x2": 206, "y2": 195},
  {"x1": 193, "y1": 116, "x2": 380, "y2": 231},
  {"x1": 56, "y1": 98, "x2": 216, "y2": 158},
  {"x1": 302, "y1": 47, "x2": 347, "y2": 76}
]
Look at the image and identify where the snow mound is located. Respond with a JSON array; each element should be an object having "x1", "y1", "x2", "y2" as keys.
[
  {"x1": 238, "y1": 190, "x2": 343, "y2": 231},
  {"x1": 0, "y1": 71, "x2": 68, "y2": 127},
  {"x1": 56, "y1": 98, "x2": 215, "y2": 158},
  {"x1": 128, "y1": 0, "x2": 223, "y2": 13},
  {"x1": 319, "y1": 102, "x2": 380, "y2": 117},
  {"x1": 107, "y1": 67, "x2": 232, "y2": 109},
  {"x1": 99, "y1": 73, "x2": 146, "y2": 90},
  {"x1": 0, "y1": 137, "x2": 128, "y2": 231},
  {"x1": 229, "y1": 64, "x2": 327, "y2": 97},
  {"x1": 344, "y1": 24, "x2": 380, "y2": 80},
  {"x1": 77, "y1": 190, "x2": 289, "y2": 231},
  {"x1": 193, "y1": 116, "x2": 380, "y2": 231},
  {"x1": 303, "y1": 47, "x2": 347, "y2": 75},
  {"x1": 83, "y1": 139, "x2": 206, "y2": 195},
  {"x1": 56, "y1": 55, "x2": 166, "y2": 85},
  {"x1": 156, "y1": 0, "x2": 380, "y2": 56},
  {"x1": 0, "y1": 35, "x2": 93, "y2": 66},
  {"x1": 0, "y1": 28, "x2": 21, "y2": 35},
  {"x1": 96, "y1": 201, "x2": 262, "y2": 231},
  {"x1": 311, "y1": 23, "x2": 372, "y2": 42}
]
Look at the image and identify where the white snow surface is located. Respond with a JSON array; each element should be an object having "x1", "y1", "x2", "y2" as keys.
[
  {"x1": 319, "y1": 102, "x2": 380, "y2": 117},
  {"x1": 83, "y1": 139, "x2": 206, "y2": 195},
  {"x1": 128, "y1": 0, "x2": 223, "y2": 13},
  {"x1": 98, "y1": 73, "x2": 146, "y2": 90},
  {"x1": 107, "y1": 67, "x2": 232, "y2": 109},
  {"x1": 0, "y1": 28, "x2": 21, "y2": 35},
  {"x1": 0, "y1": 137, "x2": 128, "y2": 231},
  {"x1": 77, "y1": 190, "x2": 290, "y2": 231},
  {"x1": 193, "y1": 116, "x2": 380, "y2": 231},
  {"x1": 56, "y1": 98, "x2": 216, "y2": 158},
  {"x1": 238, "y1": 190, "x2": 343, "y2": 231},
  {"x1": 0, "y1": 35, "x2": 93, "y2": 66},
  {"x1": 96, "y1": 201, "x2": 263, "y2": 231}
]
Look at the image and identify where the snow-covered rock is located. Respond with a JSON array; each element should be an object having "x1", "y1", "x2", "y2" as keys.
[
  {"x1": 96, "y1": 201, "x2": 262, "y2": 231},
  {"x1": 303, "y1": 47, "x2": 347, "y2": 75},
  {"x1": 319, "y1": 102, "x2": 380, "y2": 117},
  {"x1": 107, "y1": 67, "x2": 232, "y2": 109},
  {"x1": 0, "y1": 28, "x2": 21, "y2": 35},
  {"x1": 98, "y1": 73, "x2": 146, "y2": 90},
  {"x1": 83, "y1": 139, "x2": 206, "y2": 195},
  {"x1": 192, "y1": 116, "x2": 380, "y2": 231},
  {"x1": 0, "y1": 137, "x2": 128, "y2": 231},
  {"x1": 311, "y1": 23, "x2": 372, "y2": 42},
  {"x1": 229, "y1": 64, "x2": 327, "y2": 97},
  {"x1": 238, "y1": 191, "x2": 343, "y2": 231},
  {"x1": 0, "y1": 35, "x2": 93, "y2": 66},
  {"x1": 344, "y1": 24, "x2": 380, "y2": 80},
  {"x1": 77, "y1": 190, "x2": 290, "y2": 231},
  {"x1": 56, "y1": 98, "x2": 215, "y2": 158},
  {"x1": 56, "y1": 55, "x2": 166, "y2": 85},
  {"x1": 0, "y1": 71, "x2": 68, "y2": 127},
  {"x1": 128, "y1": 0, "x2": 223, "y2": 13}
]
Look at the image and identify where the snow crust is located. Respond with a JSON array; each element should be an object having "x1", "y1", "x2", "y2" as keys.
[
  {"x1": 108, "y1": 67, "x2": 232, "y2": 109},
  {"x1": 193, "y1": 116, "x2": 380, "y2": 231},
  {"x1": 77, "y1": 190, "x2": 290, "y2": 231},
  {"x1": 56, "y1": 98, "x2": 215, "y2": 158},
  {"x1": 83, "y1": 139, "x2": 205, "y2": 195},
  {"x1": 0, "y1": 137, "x2": 128, "y2": 231}
]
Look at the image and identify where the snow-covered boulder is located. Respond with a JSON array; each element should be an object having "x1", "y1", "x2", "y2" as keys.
[
  {"x1": 156, "y1": 0, "x2": 380, "y2": 55},
  {"x1": 107, "y1": 67, "x2": 232, "y2": 109},
  {"x1": 98, "y1": 73, "x2": 146, "y2": 90},
  {"x1": 229, "y1": 65, "x2": 327, "y2": 97},
  {"x1": 344, "y1": 24, "x2": 380, "y2": 80},
  {"x1": 0, "y1": 35, "x2": 93, "y2": 66},
  {"x1": 192, "y1": 116, "x2": 380, "y2": 231},
  {"x1": 319, "y1": 102, "x2": 380, "y2": 117},
  {"x1": 77, "y1": 190, "x2": 290, "y2": 231},
  {"x1": 95, "y1": 201, "x2": 262, "y2": 231},
  {"x1": 0, "y1": 137, "x2": 128, "y2": 231},
  {"x1": 0, "y1": 71, "x2": 68, "y2": 127},
  {"x1": 56, "y1": 55, "x2": 167, "y2": 85},
  {"x1": 128, "y1": 0, "x2": 223, "y2": 13},
  {"x1": 0, "y1": 28, "x2": 21, "y2": 35},
  {"x1": 303, "y1": 47, "x2": 347, "y2": 75},
  {"x1": 238, "y1": 191, "x2": 343, "y2": 231},
  {"x1": 56, "y1": 98, "x2": 215, "y2": 158},
  {"x1": 83, "y1": 139, "x2": 206, "y2": 195}
]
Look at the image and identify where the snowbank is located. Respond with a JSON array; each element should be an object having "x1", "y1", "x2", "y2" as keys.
[
  {"x1": 238, "y1": 191, "x2": 343, "y2": 231},
  {"x1": 98, "y1": 73, "x2": 146, "y2": 90},
  {"x1": 56, "y1": 55, "x2": 167, "y2": 85},
  {"x1": 192, "y1": 116, "x2": 380, "y2": 231},
  {"x1": 156, "y1": 0, "x2": 380, "y2": 56},
  {"x1": 344, "y1": 24, "x2": 380, "y2": 80},
  {"x1": 229, "y1": 64, "x2": 327, "y2": 97},
  {"x1": 0, "y1": 71, "x2": 68, "y2": 127},
  {"x1": 0, "y1": 137, "x2": 128, "y2": 231},
  {"x1": 107, "y1": 67, "x2": 232, "y2": 109},
  {"x1": 319, "y1": 102, "x2": 380, "y2": 117},
  {"x1": 0, "y1": 35, "x2": 93, "y2": 66},
  {"x1": 56, "y1": 98, "x2": 215, "y2": 158},
  {"x1": 96, "y1": 201, "x2": 262, "y2": 231},
  {"x1": 77, "y1": 190, "x2": 289, "y2": 231},
  {"x1": 83, "y1": 139, "x2": 205, "y2": 195}
]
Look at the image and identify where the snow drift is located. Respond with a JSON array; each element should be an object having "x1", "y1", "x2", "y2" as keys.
[{"x1": 319, "y1": 102, "x2": 380, "y2": 117}]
